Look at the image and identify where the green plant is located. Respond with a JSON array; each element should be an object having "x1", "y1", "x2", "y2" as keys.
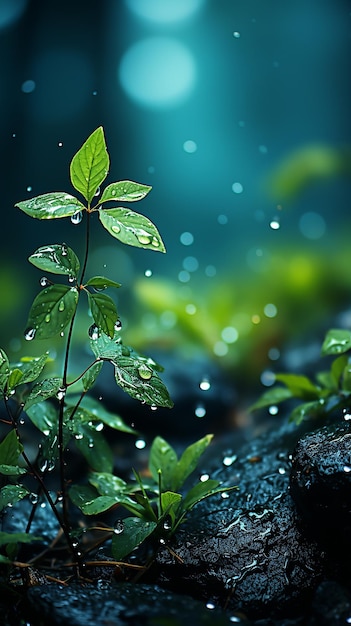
[
  {"x1": 251, "y1": 327, "x2": 351, "y2": 424},
  {"x1": 0, "y1": 127, "x2": 230, "y2": 580}
]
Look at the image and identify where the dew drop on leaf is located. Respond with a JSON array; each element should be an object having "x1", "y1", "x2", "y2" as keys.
[
  {"x1": 137, "y1": 234, "x2": 152, "y2": 245},
  {"x1": 40, "y1": 277, "x2": 50, "y2": 287},
  {"x1": 45, "y1": 314, "x2": 51, "y2": 323},
  {"x1": 113, "y1": 520, "x2": 124, "y2": 535},
  {"x1": 112, "y1": 225, "x2": 121, "y2": 234},
  {"x1": 88, "y1": 324, "x2": 100, "y2": 340},
  {"x1": 57, "y1": 388, "x2": 66, "y2": 401},
  {"x1": 24, "y1": 327, "x2": 36, "y2": 341},
  {"x1": 58, "y1": 300, "x2": 65, "y2": 312},
  {"x1": 137, "y1": 363, "x2": 153, "y2": 380},
  {"x1": 94, "y1": 187, "x2": 100, "y2": 197},
  {"x1": 71, "y1": 211, "x2": 83, "y2": 225},
  {"x1": 114, "y1": 320, "x2": 122, "y2": 331}
]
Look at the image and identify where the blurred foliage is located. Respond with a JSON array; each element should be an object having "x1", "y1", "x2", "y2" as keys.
[{"x1": 266, "y1": 144, "x2": 351, "y2": 201}]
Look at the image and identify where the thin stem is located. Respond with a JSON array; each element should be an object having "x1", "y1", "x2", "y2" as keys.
[{"x1": 57, "y1": 208, "x2": 92, "y2": 559}]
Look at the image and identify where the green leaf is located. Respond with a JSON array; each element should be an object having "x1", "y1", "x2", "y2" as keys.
[
  {"x1": 160, "y1": 491, "x2": 182, "y2": 518},
  {"x1": 173, "y1": 434, "x2": 213, "y2": 492},
  {"x1": 149, "y1": 437, "x2": 178, "y2": 489},
  {"x1": 7, "y1": 369, "x2": 23, "y2": 391},
  {"x1": 26, "y1": 401, "x2": 58, "y2": 435},
  {"x1": 65, "y1": 396, "x2": 135, "y2": 434},
  {"x1": 0, "y1": 349, "x2": 10, "y2": 393},
  {"x1": 73, "y1": 423, "x2": 113, "y2": 473},
  {"x1": 69, "y1": 483, "x2": 138, "y2": 516},
  {"x1": 99, "y1": 207, "x2": 166, "y2": 252},
  {"x1": 86, "y1": 276, "x2": 121, "y2": 290},
  {"x1": 331, "y1": 355, "x2": 348, "y2": 388},
  {"x1": 321, "y1": 328, "x2": 351, "y2": 356},
  {"x1": 0, "y1": 430, "x2": 23, "y2": 466},
  {"x1": 70, "y1": 126, "x2": 109, "y2": 204},
  {"x1": 24, "y1": 377, "x2": 62, "y2": 410},
  {"x1": 274, "y1": 373, "x2": 320, "y2": 399},
  {"x1": 16, "y1": 192, "x2": 85, "y2": 220},
  {"x1": 88, "y1": 292, "x2": 118, "y2": 339},
  {"x1": 181, "y1": 479, "x2": 223, "y2": 512},
  {"x1": 89, "y1": 472, "x2": 128, "y2": 497},
  {"x1": 289, "y1": 400, "x2": 325, "y2": 425},
  {"x1": 249, "y1": 386, "x2": 293, "y2": 411},
  {"x1": 82, "y1": 361, "x2": 103, "y2": 391},
  {"x1": 26, "y1": 284, "x2": 78, "y2": 339},
  {"x1": 0, "y1": 531, "x2": 42, "y2": 547},
  {"x1": 0, "y1": 485, "x2": 29, "y2": 512},
  {"x1": 113, "y1": 354, "x2": 173, "y2": 408},
  {"x1": 100, "y1": 181, "x2": 151, "y2": 204},
  {"x1": 0, "y1": 464, "x2": 26, "y2": 476},
  {"x1": 29, "y1": 244, "x2": 80, "y2": 278},
  {"x1": 111, "y1": 517, "x2": 157, "y2": 561}
]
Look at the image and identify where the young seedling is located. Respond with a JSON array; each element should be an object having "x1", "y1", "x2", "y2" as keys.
[
  {"x1": 251, "y1": 328, "x2": 351, "y2": 423},
  {"x1": 0, "y1": 127, "x2": 231, "y2": 579}
]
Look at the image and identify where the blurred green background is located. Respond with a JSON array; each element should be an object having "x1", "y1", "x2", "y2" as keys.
[{"x1": 1, "y1": 0, "x2": 351, "y2": 411}]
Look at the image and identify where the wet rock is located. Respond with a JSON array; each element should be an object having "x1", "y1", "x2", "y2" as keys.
[
  {"x1": 152, "y1": 421, "x2": 329, "y2": 620},
  {"x1": 289, "y1": 420, "x2": 351, "y2": 551},
  {"x1": 26, "y1": 581, "x2": 245, "y2": 626}
]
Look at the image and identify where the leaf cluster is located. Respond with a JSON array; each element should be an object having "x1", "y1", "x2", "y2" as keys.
[
  {"x1": 70, "y1": 434, "x2": 235, "y2": 560},
  {"x1": 251, "y1": 328, "x2": 351, "y2": 423}
]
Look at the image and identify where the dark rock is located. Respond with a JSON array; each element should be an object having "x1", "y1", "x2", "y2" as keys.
[
  {"x1": 289, "y1": 420, "x2": 351, "y2": 551},
  {"x1": 26, "y1": 581, "x2": 246, "y2": 626},
  {"x1": 151, "y1": 421, "x2": 332, "y2": 620}
]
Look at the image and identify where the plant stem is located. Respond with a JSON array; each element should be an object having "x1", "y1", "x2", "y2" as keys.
[{"x1": 57, "y1": 209, "x2": 92, "y2": 556}]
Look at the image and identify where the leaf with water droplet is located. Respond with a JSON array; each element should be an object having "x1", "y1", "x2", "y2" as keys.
[
  {"x1": 7, "y1": 368, "x2": 23, "y2": 392},
  {"x1": 149, "y1": 437, "x2": 178, "y2": 490},
  {"x1": 0, "y1": 484, "x2": 30, "y2": 513},
  {"x1": 290, "y1": 400, "x2": 326, "y2": 425},
  {"x1": 275, "y1": 373, "x2": 320, "y2": 400},
  {"x1": 26, "y1": 401, "x2": 58, "y2": 436},
  {"x1": 181, "y1": 479, "x2": 231, "y2": 514},
  {"x1": 321, "y1": 328, "x2": 351, "y2": 356},
  {"x1": 15, "y1": 192, "x2": 85, "y2": 220},
  {"x1": 72, "y1": 422, "x2": 113, "y2": 472},
  {"x1": 24, "y1": 377, "x2": 63, "y2": 410},
  {"x1": 111, "y1": 517, "x2": 157, "y2": 561},
  {"x1": 99, "y1": 207, "x2": 166, "y2": 252},
  {"x1": 26, "y1": 284, "x2": 78, "y2": 339},
  {"x1": 85, "y1": 276, "x2": 121, "y2": 290},
  {"x1": 8, "y1": 353, "x2": 50, "y2": 390},
  {"x1": 65, "y1": 396, "x2": 135, "y2": 434},
  {"x1": 0, "y1": 349, "x2": 10, "y2": 393},
  {"x1": 0, "y1": 464, "x2": 26, "y2": 476},
  {"x1": 88, "y1": 292, "x2": 118, "y2": 339},
  {"x1": 113, "y1": 354, "x2": 173, "y2": 408},
  {"x1": 28, "y1": 244, "x2": 80, "y2": 278},
  {"x1": 70, "y1": 126, "x2": 109, "y2": 203},
  {"x1": 100, "y1": 180, "x2": 152, "y2": 204},
  {"x1": 89, "y1": 471, "x2": 128, "y2": 496}
]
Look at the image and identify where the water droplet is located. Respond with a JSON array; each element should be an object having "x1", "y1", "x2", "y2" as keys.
[
  {"x1": 232, "y1": 182, "x2": 243, "y2": 194},
  {"x1": 58, "y1": 141, "x2": 63, "y2": 147},
  {"x1": 71, "y1": 211, "x2": 83, "y2": 225},
  {"x1": 24, "y1": 327, "x2": 36, "y2": 341},
  {"x1": 58, "y1": 300, "x2": 65, "y2": 312},
  {"x1": 199, "y1": 378, "x2": 211, "y2": 391},
  {"x1": 135, "y1": 439, "x2": 146, "y2": 449},
  {"x1": 144, "y1": 269, "x2": 153, "y2": 277},
  {"x1": 151, "y1": 236, "x2": 160, "y2": 247},
  {"x1": 111, "y1": 225, "x2": 121, "y2": 233},
  {"x1": 95, "y1": 422, "x2": 104, "y2": 432},
  {"x1": 57, "y1": 387, "x2": 66, "y2": 401},
  {"x1": 75, "y1": 433, "x2": 83, "y2": 440},
  {"x1": 94, "y1": 186, "x2": 100, "y2": 197},
  {"x1": 269, "y1": 217, "x2": 280, "y2": 230},
  {"x1": 163, "y1": 517, "x2": 172, "y2": 531},
  {"x1": 29, "y1": 493, "x2": 39, "y2": 505},
  {"x1": 39, "y1": 459, "x2": 48, "y2": 473},
  {"x1": 26, "y1": 185, "x2": 32, "y2": 192},
  {"x1": 138, "y1": 234, "x2": 152, "y2": 245},
  {"x1": 150, "y1": 404, "x2": 158, "y2": 411},
  {"x1": 180, "y1": 231, "x2": 194, "y2": 246},
  {"x1": 19, "y1": 418, "x2": 25, "y2": 425},
  {"x1": 40, "y1": 276, "x2": 50, "y2": 287},
  {"x1": 223, "y1": 454, "x2": 237, "y2": 467},
  {"x1": 137, "y1": 363, "x2": 153, "y2": 380},
  {"x1": 88, "y1": 324, "x2": 100, "y2": 340},
  {"x1": 114, "y1": 320, "x2": 122, "y2": 331},
  {"x1": 195, "y1": 405, "x2": 206, "y2": 418},
  {"x1": 45, "y1": 313, "x2": 51, "y2": 323},
  {"x1": 343, "y1": 465, "x2": 351, "y2": 473},
  {"x1": 200, "y1": 473, "x2": 210, "y2": 482},
  {"x1": 278, "y1": 467, "x2": 286, "y2": 475},
  {"x1": 269, "y1": 405, "x2": 279, "y2": 415},
  {"x1": 233, "y1": 31, "x2": 240, "y2": 38},
  {"x1": 61, "y1": 244, "x2": 68, "y2": 256},
  {"x1": 114, "y1": 520, "x2": 124, "y2": 535},
  {"x1": 206, "y1": 601, "x2": 216, "y2": 609},
  {"x1": 221, "y1": 492, "x2": 230, "y2": 499}
]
